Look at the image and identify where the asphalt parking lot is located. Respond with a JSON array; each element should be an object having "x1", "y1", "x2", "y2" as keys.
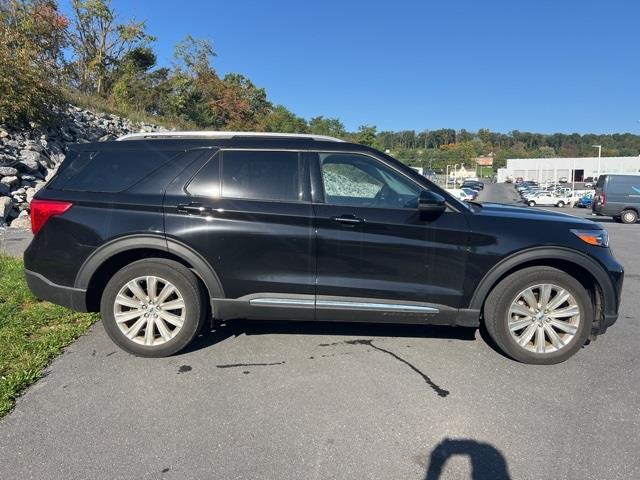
[{"x1": 1, "y1": 183, "x2": 639, "y2": 480}]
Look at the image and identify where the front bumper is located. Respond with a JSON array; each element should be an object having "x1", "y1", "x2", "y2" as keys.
[{"x1": 24, "y1": 269, "x2": 88, "y2": 312}]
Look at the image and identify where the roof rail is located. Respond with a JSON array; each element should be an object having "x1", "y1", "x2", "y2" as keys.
[{"x1": 116, "y1": 131, "x2": 345, "y2": 142}]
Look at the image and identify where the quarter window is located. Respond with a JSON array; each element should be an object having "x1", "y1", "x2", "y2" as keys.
[
  {"x1": 222, "y1": 151, "x2": 302, "y2": 202},
  {"x1": 319, "y1": 153, "x2": 420, "y2": 208}
]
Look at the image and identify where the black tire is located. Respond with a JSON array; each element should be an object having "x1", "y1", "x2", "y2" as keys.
[
  {"x1": 484, "y1": 267, "x2": 593, "y2": 364},
  {"x1": 528, "y1": 200, "x2": 536, "y2": 207},
  {"x1": 100, "y1": 258, "x2": 206, "y2": 357},
  {"x1": 620, "y1": 209, "x2": 638, "y2": 224},
  {"x1": 556, "y1": 201, "x2": 565, "y2": 208}
]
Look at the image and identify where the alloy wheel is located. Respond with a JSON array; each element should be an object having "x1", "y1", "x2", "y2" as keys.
[
  {"x1": 113, "y1": 276, "x2": 186, "y2": 346},
  {"x1": 507, "y1": 283, "x2": 580, "y2": 354}
]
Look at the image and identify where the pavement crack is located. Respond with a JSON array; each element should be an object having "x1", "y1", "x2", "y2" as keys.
[
  {"x1": 216, "y1": 361, "x2": 285, "y2": 369},
  {"x1": 323, "y1": 339, "x2": 450, "y2": 397}
]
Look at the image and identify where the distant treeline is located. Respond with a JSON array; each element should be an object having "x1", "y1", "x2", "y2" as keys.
[{"x1": 1, "y1": 0, "x2": 638, "y2": 173}]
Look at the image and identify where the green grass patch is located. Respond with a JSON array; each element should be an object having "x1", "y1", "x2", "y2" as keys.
[{"x1": 0, "y1": 256, "x2": 98, "y2": 417}]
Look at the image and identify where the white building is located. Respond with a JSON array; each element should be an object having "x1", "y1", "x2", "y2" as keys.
[{"x1": 497, "y1": 156, "x2": 640, "y2": 183}]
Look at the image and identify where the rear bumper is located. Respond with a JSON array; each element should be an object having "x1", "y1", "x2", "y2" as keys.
[{"x1": 24, "y1": 269, "x2": 88, "y2": 312}]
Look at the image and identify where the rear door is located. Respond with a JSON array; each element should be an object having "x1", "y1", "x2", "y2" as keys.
[
  {"x1": 310, "y1": 151, "x2": 470, "y2": 323},
  {"x1": 163, "y1": 149, "x2": 315, "y2": 318}
]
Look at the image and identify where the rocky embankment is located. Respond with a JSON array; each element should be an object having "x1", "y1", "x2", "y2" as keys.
[{"x1": 0, "y1": 105, "x2": 161, "y2": 229}]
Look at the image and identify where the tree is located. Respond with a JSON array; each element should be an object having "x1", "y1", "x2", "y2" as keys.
[
  {"x1": 68, "y1": 0, "x2": 154, "y2": 94},
  {"x1": 354, "y1": 125, "x2": 380, "y2": 148},
  {"x1": 309, "y1": 116, "x2": 346, "y2": 138},
  {"x1": 265, "y1": 105, "x2": 308, "y2": 133},
  {"x1": 0, "y1": 0, "x2": 68, "y2": 125}
]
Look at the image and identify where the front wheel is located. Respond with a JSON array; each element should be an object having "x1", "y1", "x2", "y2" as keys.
[
  {"x1": 528, "y1": 200, "x2": 536, "y2": 207},
  {"x1": 556, "y1": 201, "x2": 565, "y2": 207},
  {"x1": 484, "y1": 267, "x2": 592, "y2": 364},
  {"x1": 100, "y1": 258, "x2": 206, "y2": 357}
]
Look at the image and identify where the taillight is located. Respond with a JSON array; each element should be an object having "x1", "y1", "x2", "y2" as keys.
[
  {"x1": 30, "y1": 199, "x2": 73, "y2": 235},
  {"x1": 600, "y1": 192, "x2": 606, "y2": 206}
]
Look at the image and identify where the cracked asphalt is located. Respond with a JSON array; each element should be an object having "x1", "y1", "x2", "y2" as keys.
[{"x1": 1, "y1": 184, "x2": 639, "y2": 480}]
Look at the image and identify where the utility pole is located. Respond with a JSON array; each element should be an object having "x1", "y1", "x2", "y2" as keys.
[{"x1": 592, "y1": 144, "x2": 602, "y2": 179}]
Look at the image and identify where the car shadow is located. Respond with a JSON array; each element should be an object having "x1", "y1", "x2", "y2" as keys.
[
  {"x1": 181, "y1": 319, "x2": 478, "y2": 355},
  {"x1": 422, "y1": 438, "x2": 511, "y2": 480}
]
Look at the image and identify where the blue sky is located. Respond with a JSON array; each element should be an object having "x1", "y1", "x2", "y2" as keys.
[{"x1": 61, "y1": 0, "x2": 640, "y2": 134}]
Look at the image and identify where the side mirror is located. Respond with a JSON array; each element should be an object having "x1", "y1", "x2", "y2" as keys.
[{"x1": 418, "y1": 190, "x2": 446, "y2": 215}]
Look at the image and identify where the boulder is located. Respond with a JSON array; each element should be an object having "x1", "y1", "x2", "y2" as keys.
[
  {"x1": 18, "y1": 150, "x2": 42, "y2": 172},
  {"x1": 0, "y1": 183, "x2": 9, "y2": 196},
  {"x1": 0, "y1": 196, "x2": 13, "y2": 222},
  {"x1": 1, "y1": 175, "x2": 18, "y2": 187},
  {"x1": 10, "y1": 215, "x2": 31, "y2": 229},
  {"x1": 0, "y1": 166, "x2": 18, "y2": 176}
]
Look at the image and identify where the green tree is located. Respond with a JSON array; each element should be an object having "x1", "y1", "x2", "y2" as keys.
[
  {"x1": 68, "y1": 0, "x2": 154, "y2": 94},
  {"x1": 264, "y1": 105, "x2": 308, "y2": 133},
  {"x1": 0, "y1": 0, "x2": 67, "y2": 126},
  {"x1": 355, "y1": 124, "x2": 379, "y2": 148},
  {"x1": 309, "y1": 116, "x2": 346, "y2": 138}
]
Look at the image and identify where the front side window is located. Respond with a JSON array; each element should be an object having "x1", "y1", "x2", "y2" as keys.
[
  {"x1": 222, "y1": 150, "x2": 302, "y2": 202},
  {"x1": 319, "y1": 153, "x2": 420, "y2": 208}
]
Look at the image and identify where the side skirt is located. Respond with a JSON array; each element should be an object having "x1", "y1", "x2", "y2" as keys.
[{"x1": 213, "y1": 293, "x2": 480, "y2": 327}]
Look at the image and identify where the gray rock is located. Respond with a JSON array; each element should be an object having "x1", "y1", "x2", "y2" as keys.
[
  {"x1": 0, "y1": 183, "x2": 9, "y2": 196},
  {"x1": 0, "y1": 166, "x2": 18, "y2": 176},
  {"x1": 0, "y1": 196, "x2": 13, "y2": 222},
  {"x1": 0, "y1": 153, "x2": 18, "y2": 168},
  {"x1": 1, "y1": 175, "x2": 18, "y2": 187},
  {"x1": 10, "y1": 215, "x2": 31, "y2": 229},
  {"x1": 18, "y1": 150, "x2": 42, "y2": 172}
]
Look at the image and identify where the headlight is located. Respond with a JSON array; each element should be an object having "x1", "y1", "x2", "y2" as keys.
[{"x1": 570, "y1": 229, "x2": 609, "y2": 247}]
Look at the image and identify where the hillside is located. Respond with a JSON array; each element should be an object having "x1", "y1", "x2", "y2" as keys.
[{"x1": 0, "y1": 105, "x2": 160, "y2": 228}]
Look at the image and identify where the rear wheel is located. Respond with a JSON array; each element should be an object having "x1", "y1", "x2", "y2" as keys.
[
  {"x1": 484, "y1": 267, "x2": 592, "y2": 364},
  {"x1": 620, "y1": 209, "x2": 638, "y2": 224},
  {"x1": 101, "y1": 258, "x2": 206, "y2": 357}
]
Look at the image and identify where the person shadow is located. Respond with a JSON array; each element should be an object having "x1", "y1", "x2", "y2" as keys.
[{"x1": 424, "y1": 438, "x2": 511, "y2": 480}]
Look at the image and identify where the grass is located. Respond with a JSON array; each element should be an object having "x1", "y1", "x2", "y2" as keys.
[{"x1": 0, "y1": 255, "x2": 98, "y2": 417}]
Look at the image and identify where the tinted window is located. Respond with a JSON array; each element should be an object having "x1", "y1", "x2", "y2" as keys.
[
  {"x1": 222, "y1": 150, "x2": 302, "y2": 202},
  {"x1": 187, "y1": 155, "x2": 220, "y2": 197},
  {"x1": 49, "y1": 150, "x2": 178, "y2": 192},
  {"x1": 319, "y1": 153, "x2": 420, "y2": 208}
]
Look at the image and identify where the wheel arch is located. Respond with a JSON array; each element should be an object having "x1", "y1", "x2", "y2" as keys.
[
  {"x1": 76, "y1": 234, "x2": 224, "y2": 312},
  {"x1": 470, "y1": 247, "x2": 615, "y2": 322}
]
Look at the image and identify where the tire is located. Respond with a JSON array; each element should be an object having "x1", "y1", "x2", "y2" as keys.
[
  {"x1": 100, "y1": 258, "x2": 206, "y2": 357},
  {"x1": 620, "y1": 209, "x2": 638, "y2": 224},
  {"x1": 556, "y1": 201, "x2": 565, "y2": 208},
  {"x1": 484, "y1": 267, "x2": 593, "y2": 364},
  {"x1": 528, "y1": 200, "x2": 536, "y2": 207}
]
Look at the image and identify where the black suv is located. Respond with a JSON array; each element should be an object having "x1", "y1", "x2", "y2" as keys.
[{"x1": 24, "y1": 132, "x2": 624, "y2": 364}]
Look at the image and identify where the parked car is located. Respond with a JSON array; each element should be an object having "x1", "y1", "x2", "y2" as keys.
[
  {"x1": 461, "y1": 187, "x2": 479, "y2": 200},
  {"x1": 24, "y1": 131, "x2": 623, "y2": 364},
  {"x1": 559, "y1": 177, "x2": 569, "y2": 183},
  {"x1": 515, "y1": 177, "x2": 524, "y2": 184},
  {"x1": 462, "y1": 180, "x2": 484, "y2": 191},
  {"x1": 592, "y1": 174, "x2": 640, "y2": 223},
  {"x1": 525, "y1": 192, "x2": 570, "y2": 207},
  {"x1": 576, "y1": 193, "x2": 593, "y2": 208}
]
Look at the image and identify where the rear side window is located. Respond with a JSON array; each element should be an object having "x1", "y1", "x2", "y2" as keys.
[
  {"x1": 48, "y1": 150, "x2": 178, "y2": 192},
  {"x1": 221, "y1": 150, "x2": 302, "y2": 202}
]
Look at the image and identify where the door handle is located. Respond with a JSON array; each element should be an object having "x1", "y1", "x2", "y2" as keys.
[
  {"x1": 330, "y1": 214, "x2": 365, "y2": 225},
  {"x1": 176, "y1": 203, "x2": 212, "y2": 215}
]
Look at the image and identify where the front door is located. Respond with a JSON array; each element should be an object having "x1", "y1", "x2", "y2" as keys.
[{"x1": 311, "y1": 151, "x2": 470, "y2": 323}]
